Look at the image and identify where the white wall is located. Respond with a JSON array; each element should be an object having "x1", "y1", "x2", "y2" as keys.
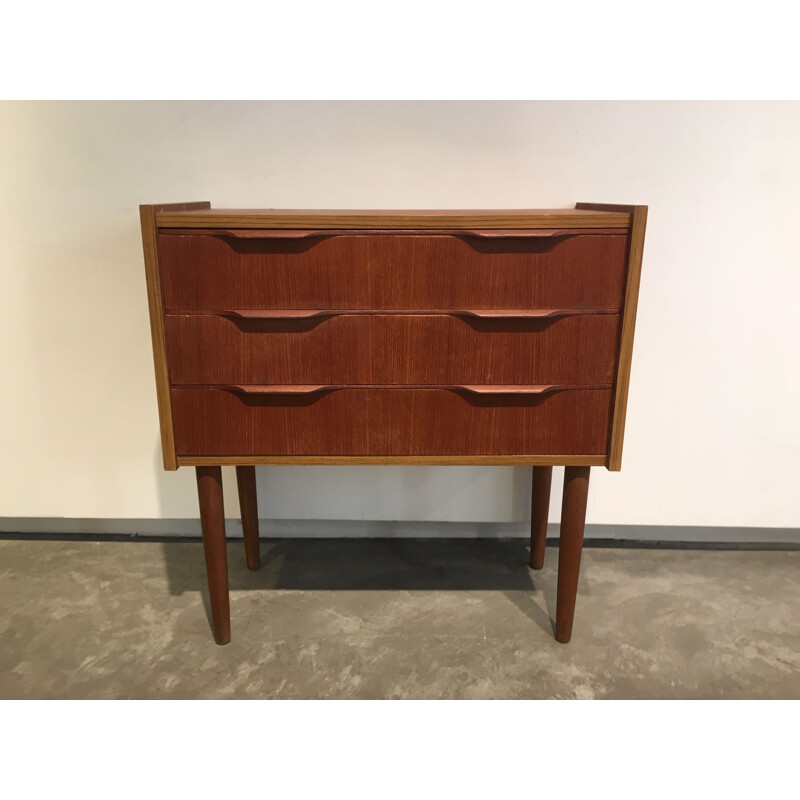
[{"x1": 1, "y1": 101, "x2": 798, "y2": 528}]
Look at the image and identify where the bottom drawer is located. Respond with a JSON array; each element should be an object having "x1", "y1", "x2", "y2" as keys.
[{"x1": 171, "y1": 386, "x2": 612, "y2": 456}]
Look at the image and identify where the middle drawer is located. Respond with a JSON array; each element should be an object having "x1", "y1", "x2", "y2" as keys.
[{"x1": 165, "y1": 311, "x2": 620, "y2": 386}]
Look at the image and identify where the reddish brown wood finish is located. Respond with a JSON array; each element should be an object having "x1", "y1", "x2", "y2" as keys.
[
  {"x1": 220, "y1": 383, "x2": 607, "y2": 397},
  {"x1": 555, "y1": 466, "x2": 591, "y2": 643},
  {"x1": 158, "y1": 232, "x2": 628, "y2": 311},
  {"x1": 236, "y1": 465, "x2": 260, "y2": 570},
  {"x1": 196, "y1": 465, "x2": 230, "y2": 645},
  {"x1": 141, "y1": 202, "x2": 648, "y2": 644},
  {"x1": 530, "y1": 466, "x2": 553, "y2": 570},
  {"x1": 164, "y1": 312, "x2": 620, "y2": 386},
  {"x1": 171, "y1": 387, "x2": 613, "y2": 457}
]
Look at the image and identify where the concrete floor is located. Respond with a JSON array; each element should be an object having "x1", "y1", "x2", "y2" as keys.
[{"x1": 0, "y1": 538, "x2": 798, "y2": 699}]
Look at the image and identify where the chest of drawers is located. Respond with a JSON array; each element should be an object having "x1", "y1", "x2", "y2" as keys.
[{"x1": 141, "y1": 202, "x2": 647, "y2": 645}]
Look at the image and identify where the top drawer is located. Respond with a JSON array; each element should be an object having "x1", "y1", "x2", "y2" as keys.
[{"x1": 158, "y1": 230, "x2": 628, "y2": 311}]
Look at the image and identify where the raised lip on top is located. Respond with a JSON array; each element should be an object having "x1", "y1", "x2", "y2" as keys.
[{"x1": 154, "y1": 208, "x2": 632, "y2": 230}]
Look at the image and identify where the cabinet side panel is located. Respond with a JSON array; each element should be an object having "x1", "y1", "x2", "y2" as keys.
[
  {"x1": 609, "y1": 206, "x2": 647, "y2": 470},
  {"x1": 140, "y1": 205, "x2": 178, "y2": 470}
]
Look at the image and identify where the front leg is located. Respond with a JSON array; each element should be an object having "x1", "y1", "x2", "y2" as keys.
[
  {"x1": 555, "y1": 466, "x2": 591, "y2": 643},
  {"x1": 196, "y1": 466, "x2": 231, "y2": 645}
]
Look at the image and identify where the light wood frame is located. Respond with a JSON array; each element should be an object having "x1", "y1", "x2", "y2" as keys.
[
  {"x1": 155, "y1": 208, "x2": 631, "y2": 229},
  {"x1": 143, "y1": 202, "x2": 645, "y2": 472},
  {"x1": 140, "y1": 201, "x2": 210, "y2": 469},
  {"x1": 576, "y1": 202, "x2": 648, "y2": 470}
]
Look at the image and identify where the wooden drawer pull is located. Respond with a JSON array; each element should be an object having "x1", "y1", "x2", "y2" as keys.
[
  {"x1": 208, "y1": 229, "x2": 329, "y2": 239},
  {"x1": 458, "y1": 229, "x2": 576, "y2": 238},
  {"x1": 222, "y1": 384, "x2": 611, "y2": 398},
  {"x1": 226, "y1": 384, "x2": 333, "y2": 396},
  {"x1": 455, "y1": 384, "x2": 602, "y2": 396},
  {"x1": 221, "y1": 310, "x2": 332, "y2": 321},
  {"x1": 456, "y1": 308, "x2": 617, "y2": 320},
  {"x1": 216, "y1": 308, "x2": 618, "y2": 322}
]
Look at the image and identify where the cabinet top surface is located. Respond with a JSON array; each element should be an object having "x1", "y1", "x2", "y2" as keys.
[{"x1": 154, "y1": 207, "x2": 632, "y2": 230}]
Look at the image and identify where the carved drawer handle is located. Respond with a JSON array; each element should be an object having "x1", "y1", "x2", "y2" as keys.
[
  {"x1": 223, "y1": 384, "x2": 610, "y2": 398},
  {"x1": 457, "y1": 229, "x2": 576, "y2": 238},
  {"x1": 225, "y1": 384, "x2": 334, "y2": 396},
  {"x1": 220, "y1": 310, "x2": 333, "y2": 321},
  {"x1": 214, "y1": 229, "x2": 328, "y2": 239},
  {"x1": 217, "y1": 308, "x2": 617, "y2": 322},
  {"x1": 456, "y1": 308, "x2": 617, "y2": 320},
  {"x1": 453, "y1": 384, "x2": 609, "y2": 396},
  {"x1": 456, "y1": 385, "x2": 563, "y2": 396}
]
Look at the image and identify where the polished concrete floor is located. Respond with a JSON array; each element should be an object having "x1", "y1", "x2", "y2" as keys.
[{"x1": 1, "y1": 538, "x2": 798, "y2": 699}]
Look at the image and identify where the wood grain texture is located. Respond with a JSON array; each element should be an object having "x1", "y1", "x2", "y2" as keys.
[
  {"x1": 178, "y1": 455, "x2": 608, "y2": 466},
  {"x1": 170, "y1": 387, "x2": 613, "y2": 457},
  {"x1": 144, "y1": 201, "x2": 649, "y2": 645},
  {"x1": 577, "y1": 203, "x2": 647, "y2": 470},
  {"x1": 609, "y1": 206, "x2": 647, "y2": 470},
  {"x1": 164, "y1": 312, "x2": 620, "y2": 386},
  {"x1": 574, "y1": 203, "x2": 638, "y2": 214},
  {"x1": 555, "y1": 466, "x2": 591, "y2": 643},
  {"x1": 196, "y1": 465, "x2": 230, "y2": 645},
  {"x1": 219, "y1": 383, "x2": 611, "y2": 397},
  {"x1": 155, "y1": 208, "x2": 631, "y2": 229},
  {"x1": 140, "y1": 207, "x2": 177, "y2": 470},
  {"x1": 142, "y1": 202, "x2": 211, "y2": 470},
  {"x1": 152, "y1": 201, "x2": 212, "y2": 213},
  {"x1": 178, "y1": 307, "x2": 619, "y2": 320},
  {"x1": 159, "y1": 227, "x2": 627, "y2": 239},
  {"x1": 158, "y1": 232, "x2": 628, "y2": 312}
]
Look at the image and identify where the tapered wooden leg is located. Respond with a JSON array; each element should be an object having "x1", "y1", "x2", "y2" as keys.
[
  {"x1": 196, "y1": 466, "x2": 230, "y2": 645},
  {"x1": 530, "y1": 466, "x2": 553, "y2": 570},
  {"x1": 236, "y1": 465, "x2": 261, "y2": 570},
  {"x1": 555, "y1": 466, "x2": 591, "y2": 644}
]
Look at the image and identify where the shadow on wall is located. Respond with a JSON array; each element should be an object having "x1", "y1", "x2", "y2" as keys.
[
  {"x1": 159, "y1": 537, "x2": 557, "y2": 637},
  {"x1": 154, "y1": 446, "x2": 539, "y2": 529}
]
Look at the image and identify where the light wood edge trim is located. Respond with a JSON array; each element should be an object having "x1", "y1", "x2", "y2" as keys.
[
  {"x1": 155, "y1": 212, "x2": 631, "y2": 229},
  {"x1": 575, "y1": 202, "x2": 639, "y2": 214},
  {"x1": 152, "y1": 201, "x2": 212, "y2": 213},
  {"x1": 141, "y1": 205, "x2": 177, "y2": 469},
  {"x1": 600, "y1": 205, "x2": 647, "y2": 471},
  {"x1": 177, "y1": 455, "x2": 607, "y2": 466},
  {"x1": 159, "y1": 227, "x2": 627, "y2": 237}
]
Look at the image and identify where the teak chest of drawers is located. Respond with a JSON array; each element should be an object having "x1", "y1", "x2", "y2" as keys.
[{"x1": 141, "y1": 202, "x2": 647, "y2": 645}]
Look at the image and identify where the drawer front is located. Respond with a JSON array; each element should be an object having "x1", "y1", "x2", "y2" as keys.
[
  {"x1": 171, "y1": 387, "x2": 613, "y2": 456},
  {"x1": 165, "y1": 312, "x2": 620, "y2": 386},
  {"x1": 159, "y1": 232, "x2": 628, "y2": 311}
]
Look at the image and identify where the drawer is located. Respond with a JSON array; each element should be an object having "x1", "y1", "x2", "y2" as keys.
[
  {"x1": 165, "y1": 311, "x2": 620, "y2": 386},
  {"x1": 171, "y1": 386, "x2": 613, "y2": 456},
  {"x1": 158, "y1": 231, "x2": 628, "y2": 311}
]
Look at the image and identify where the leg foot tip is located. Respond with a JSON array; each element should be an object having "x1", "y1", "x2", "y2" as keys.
[{"x1": 213, "y1": 627, "x2": 232, "y2": 645}]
